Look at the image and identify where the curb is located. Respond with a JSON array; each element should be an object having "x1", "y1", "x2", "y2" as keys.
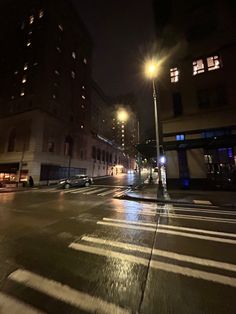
[{"x1": 116, "y1": 193, "x2": 236, "y2": 210}]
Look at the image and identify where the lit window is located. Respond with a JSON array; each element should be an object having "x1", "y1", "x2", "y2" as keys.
[
  {"x1": 54, "y1": 70, "x2": 60, "y2": 75},
  {"x1": 170, "y1": 67, "x2": 179, "y2": 83},
  {"x1": 121, "y1": 125, "x2": 124, "y2": 128},
  {"x1": 39, "y1": 10, "x2": 44, "y2": 18},
  {"x1": 122, "y1": 134, "x2": 124, "y2": 137},
  {"x1": 58, "y1": 24, "x2": 63, "y2": 31},
  {"x1": 122, "y1": 130, "x2": 124, "y2": 133},
  {"x1": 20, "y1": 90, "x2": 25, "y2": 97},
  {"x1": 52, "y1": 94, "x2": 56, "y2": 99},
  {"x1": 82, "y1": 95, "x2": 85, "y2": 99},
  {"x1": 176, "y1": 134, "x2": 185, "y2": 141},
  {"x1": 207, "y1": 55, "x2": 221, "y2": 71},
  {"x1": 14, "y1": 71, "x2": 18, "y2": 75},
  {"x1": 21, "y1": 22, "x2": 25, "y2": 30},
  {"x1": 81, "y1": 104, "x2": 85, "y2": 109},
  {"x1": 27, "y1": 41, "x2": 31, "y2": 47},
  {"x1": 81, "y1": 125, "x2": 84, "y2": 129},
  {"x1": 48, "y1": 141, "x2": 54, "y2": 152},
  {"x1": 122, "y1": 143, "x2": 124, "y2": 146},
  {"x1": 24, "y1": 63, "x2": 28, "y2": 71},
  {"x1": 71, "y1": 71, "x2": 75, "y2": 79},
  {"x1": 22, "y1": 76, "x2": 27, "y2": 83},
  {"x1": 11, "y1": 96, "x2": 15, "y2": 100},
  {"x1": 83, "y1": 58, "x2": 87, "y2": 64},
  {"x1": 33, "y1": 62, "x2": 38, "y2": 66},
  {"x1": 56, "y1": 47, "x2": 61, "y2": 53},
  {"x1": 72, "y1": 52, "x2": 76, "y2": 59},
  {"x1": 28, "y1": 31, "x2": 32, "y2": 35},
  {"x1": 193, "y1": 59, "x2": 205, "y2": 75},
  {"x1": 29, "y1": 15, "x2": 34, "y2": 24},
  {"x1": 82, "y1": 85, "x2": 85, "y2": 89}
]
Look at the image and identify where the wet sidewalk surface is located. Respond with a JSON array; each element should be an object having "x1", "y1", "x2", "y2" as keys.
[{"x1": 124, "y1": 184, "x2": 236, "y2": 209}]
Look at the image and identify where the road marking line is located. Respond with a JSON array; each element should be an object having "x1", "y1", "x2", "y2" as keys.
[
  {"x1": 97, "y1": 221, "x2": 156, "y2": 232},
  {"x1": 102, "y1": 217, "x2": 157, "y2": 227},
  {"x1": 84, "y1": 188, "x2": 108, "y2": 195},
  {"x1": 152, "y1": 249, "x2": 236, "y2": 272},
  {"x1": 81, "y1": 236, "x2": 152, "y2": 254},
  {"x1": 0, "y1": 292, "x2": 45, "y2": 314},
  {"x1": 193, "y1": 200, "x2": 212, "y2": 205},
  {"x1": 171, "y1": 207, "x2": 236, "y2": 216},
  {"x1": 113, "y1": 189, "x2": 129, "y2": 197},
  {"x1": 157, "y1": 229, "x2": 236, "y2": 245},
  {"x1": 159, "y1": 224, "x2": 236, "y2": 238},
  {"x1": 150, "y1": 260, "x2": 236, "y2": 288},
  {"x1": 70, "y1": 187, "x2": 93, "y2": 194},
  {"x1": 160, "y1": 213, "x2": 236, "y2": 224},
  {"x1": 69, "y1": 242, "x2": 149, "y2": 266},
  {"x1": 9, "y1": 269, "x2": 131, "y2": 314},
  {"x1": 81, "y1": 236, "x2": 236, "y2": 272},
  {"x1": 98, "y1": 188, "x2": 121, "y2": 196},
  {"x1": 63, "y1": 188, "x2": 81, "y2": 193},
  {"x1": 113, "y1": 209, "x2": 156, "y2": 216}
]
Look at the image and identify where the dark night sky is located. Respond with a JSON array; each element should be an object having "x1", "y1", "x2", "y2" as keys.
[{"x1": 72, "y1": 0, "x2": 157, "y2": 138}]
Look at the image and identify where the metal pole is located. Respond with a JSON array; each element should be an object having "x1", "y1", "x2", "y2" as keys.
[
  {"x1": 137, "y1": 120, "x2": 142, "y2": 185},
  {"x1": 152, "y1": 80, "x2": 162, "y2": 195}
]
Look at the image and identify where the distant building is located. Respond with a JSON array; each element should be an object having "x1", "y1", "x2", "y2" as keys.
[
  {"x1": 153, "y1": 0, "x2": 236, "y2": 188},
  {"x1": 0, "y1": 0, "x2": 128, "y2": 185}
]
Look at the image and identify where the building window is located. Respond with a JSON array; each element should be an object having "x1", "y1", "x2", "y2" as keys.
[
  {"x1": 172, "y1": 92, "x2": 183, "y2": 116},
  {"x1": 102, "y1": 150, "x2": 105, "y2": 162},
  {"x1": 22, "y1": 76, "x2": 27, "y2": 84},
  {"x1": 14, "y1": 71, "x2": 18, "y2": 75},
  {"x1": 27, "y1": 41, "x2": 31, "y2": 47},
  {"x1": 52, "y1": 94, "x2": 56, "y2": 99},
  {"x1": 48, "y1": 141, "x2": 54, "y2": 152},
  {"x1": 24, "y1": 63, "x2": 28, "y2": 71},
  {"x1": 71, "y1": 71, "x2": 75, "y2": 79},
  {"x1": 83, "y1": 58, "x2": 87, "y2": 64},
  {"x1": 72, "y1": 52, "x2": 76, "y2": 59},
  {"x1": 176, "y1": 134, "x2": 185, "y2": 141},
  {"x1": 82, "y1": 95, "x2": 85, "y2": 99},
  {"x1": 20, "y1": 90, "x2": 25, "y2": 97},
  {"x1": 170, "y1": 67, "x2": 179, "y2": 83},
  {"x1": 81, "y1": 125, "x2": 84, "y2": 129},
  {"x1": 56, "y1": 47, "x2": 61, "y2": 53},
  {"x1": 8, "y1": 129, "x2": 16, "y2": 152},
  {"x1": 193, "y1": 59, "x2": 205, "y2": 75},
  {"x1": 82, "y1": 85, "x2": 85, "y2": 90},
  {"x1": 29, "y1": 15, "x2": 34, "y2": 24},
  {"x1": 58, "y1": 24, "x2": 63, "y2": 31},
  {"x1": 106, "y1": 152, "x2": 109, "y2": 162},
  {"x1": 39, "y1": 10, "x2": 44, "y2": 18},
  {"x1": 64, "y1": 136, "x2": 73, "y2": 156},
  {"x1": 97, "y1": 148, "x2": 101, "y2": 161},
  {"x1": 207, "y1": 55, "x2": 221, "y2": 71},
  {"x1": 81, "y1": 104, "x2": 85, "y2": 109},
  {"x1": 54, "y1": 70, "x2": 60, "y2": 75},
  {"x1": 92, "y1": 146, "x2": 96, "y2": 159}
]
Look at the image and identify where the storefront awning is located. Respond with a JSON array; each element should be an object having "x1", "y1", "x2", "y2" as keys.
[{"x1": 0, "y1": 163, "x2": 19, "y2": 173}]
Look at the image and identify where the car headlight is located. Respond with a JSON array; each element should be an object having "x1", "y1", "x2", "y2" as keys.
[{"x1": 59, "y1": 181, "x2": 65, "y2": 184}]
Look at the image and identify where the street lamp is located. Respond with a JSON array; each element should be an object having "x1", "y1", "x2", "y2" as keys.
[
  {"x1": 117, "y1": 109, "x2": 128, "y2": 123},
  {"x1": 144, "y1": 58, "x2": 166, "y2": 195}
]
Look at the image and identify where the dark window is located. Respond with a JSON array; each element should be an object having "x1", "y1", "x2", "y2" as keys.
[
  {"x1": 97, "y1": 148, "x2": 101, "y2": 161},
  {"x1": 109, "y1": 153, "x2": 112, "y2": 163},
  {"x1": 8, "y1": 129, "x2": 16, "y2": 152},
  {"x1": 172, "y1": 92, "x2": 183, "y2": 116},
  {"x1": 197, "y1": 87, "x2": 227, "y2": 109},
  {"x1": 197, "y1": 89, "x2": 210, "y2": 108},
  {"x1": 64, "y1": 136, "x2": 73, "y2": 156},
  {"x1": 92, "y1": 146, "x2": 96, "y2": 159},
  {"x1": 106, "y1": 152, "x2": 109, "y2": 162},
  {"x1": 48, "y1": 141, "x2": 54, "y2": 152},
  {"x1": 102, "y1": 150, "x2": 105, "y2": 162}
]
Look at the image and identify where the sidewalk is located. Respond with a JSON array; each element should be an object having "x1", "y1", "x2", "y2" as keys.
[{"x1": 122, "y1": 184, "x2": 236, "y2": 209}]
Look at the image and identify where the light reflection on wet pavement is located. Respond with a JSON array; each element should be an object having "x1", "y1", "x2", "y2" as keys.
[{"x1": 0, "y1": 186, "x2": 235, "y2": 313}]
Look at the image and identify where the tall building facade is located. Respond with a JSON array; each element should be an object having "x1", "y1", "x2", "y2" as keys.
[
  {"x1": 0, "y1": 0, "x2": 128, "y2": 185},
  {"x1": 153, "y1": 0, "x2": 236, "y2": 188}
]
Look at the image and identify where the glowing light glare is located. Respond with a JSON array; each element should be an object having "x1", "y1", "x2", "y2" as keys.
[
  {"x1": 160, "y1": 156, "x2": 166, "y2": 164},
  {"x1": 117, "y1": 110, "x2": 128, "y2": 122},
  {"x1": 145, "y1": 59, "x2": 159, "y2": 79}
]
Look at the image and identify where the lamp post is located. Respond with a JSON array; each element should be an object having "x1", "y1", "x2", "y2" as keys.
[{"x1": 144, "y1": 59, "x2": 165, "y2": 195}]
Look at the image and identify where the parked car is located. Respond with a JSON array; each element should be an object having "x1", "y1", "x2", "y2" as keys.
[{"x1": 58, "y1": 175, "x2": 93, "y2": 189}]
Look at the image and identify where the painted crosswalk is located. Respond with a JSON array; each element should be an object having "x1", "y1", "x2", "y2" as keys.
[{"x1": 26, "y1": 186, "x2": 129, "y2": 198}]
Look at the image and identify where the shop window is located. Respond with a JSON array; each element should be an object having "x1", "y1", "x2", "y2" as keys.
[
  {"x1": 8, "y1": 129, "x2": 16, "y2": 152},
  {"x1": 170, "y1": 67, "x2": 179, "y2": 83},
  {"x1": 193, "y1": 59, "x2": 205, "y2": 75}
]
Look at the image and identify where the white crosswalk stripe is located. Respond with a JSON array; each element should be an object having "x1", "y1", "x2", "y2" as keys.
[
  {"x1": 8, "y1": 269, "x2": 131, "y2": 314},
  {"x1": 98, "y1": 188, "x2": 121, "y2": 196}
]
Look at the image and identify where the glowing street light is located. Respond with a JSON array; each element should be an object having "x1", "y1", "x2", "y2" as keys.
[
  {"x1": 144, "y1": 58, "x2": 166, "y2": 195},
  {"x1": 117, "y1": 109, "x2": 128, "y2": 122}
]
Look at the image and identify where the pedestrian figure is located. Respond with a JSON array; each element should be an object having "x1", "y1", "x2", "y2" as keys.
[{"x1": 29, "y1": 176, "x2": 34, "y2": 187}]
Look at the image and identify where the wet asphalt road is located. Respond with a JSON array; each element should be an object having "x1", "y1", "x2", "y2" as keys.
[{"x1": 0, "y1": 175, "x2": 236, "y2": 313}]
